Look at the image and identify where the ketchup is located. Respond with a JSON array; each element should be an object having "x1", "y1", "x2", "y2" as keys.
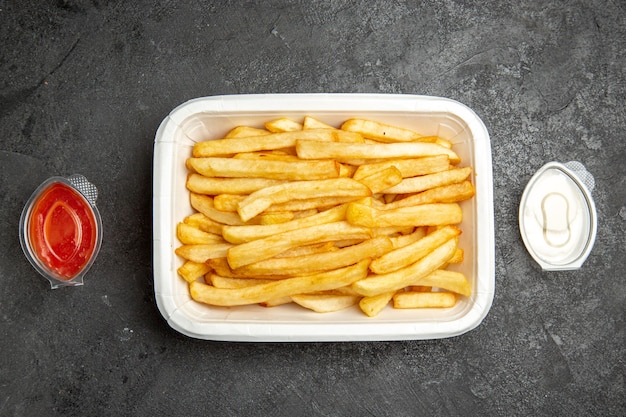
[{"x1": 28, "y1": 182, "x2": 98, "y2": 280}]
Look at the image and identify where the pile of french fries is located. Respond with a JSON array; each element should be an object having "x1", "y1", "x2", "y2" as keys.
[{"x1": 175, "y1": 116, "x2": 475, "y2": 317}]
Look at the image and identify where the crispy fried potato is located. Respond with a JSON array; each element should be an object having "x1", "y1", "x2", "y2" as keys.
[
  {"x1": 187, "y1": 173, "x2": 286, "y2": 195},
  {"x1": 175, "y1": 243, "x2": 234, "y2": 263},
  {"x1": 187, "y1": 157, "x2": 340, "y2": 180},
  {"x1": 236, "y1": 236, "x2": 393, "y2": 276},
  {"x1": 416, "y1": 269, "x2": 471, "y2": 296},
  {"x1": 303, "y1": 116, "x2": 336, "y2": 130},
  {"x1": 358, "y1": 291, "x2": 395, "y2": 317},
  {"x1": 193, "y1": 129, "x2": 361, "y2": 157},
  {"x1": 177, "y1": 261, "x2": 212, "y2": 283},
  {"x1": 341, "y1": 118, "x2": 432, "y2": 143},
  {"x1": 384, "y1": 181, "x2": 476, "y2": 209},
  {"x1": 384, "y1": 167, "x2": 472, "y2": 194},
  {"x1": 296, "y1": 140, "x2": 460, "y2": 164},
  {"x1": 222, "y1": 204, "x2": 347, "y2": 244},
  {"x1": 224, "y1": 126, "x2": 270, "y2": 138},
  {"x1": 291, "y1": 293, "x2": 360, "y2": 313},
  {"x1": 370, "y1": 225, "x2": 461, "y2": 274},
  {"x1": 352, "y1": 155, "x2": 450, "y2": 180},
  {"x1": 237, "y1": 178, "x2": 371, "y2": 222},
  {"x1": 352, "y1": 237, "x2": 458, "y2": 297},
  {"x1": 189, "y1": 260, "x2": 369, "y2": 306},
  {"x1": 393, "y1": 291, "x2": 457, "y2": 309},
  {"x1": 265, "y1": 117, "x2": 303, "y2": 132},
  {"x1": 183, "y1": 212, "x2": 223, "y2": 235},
  {"x1": 346, "y1": 202, "x2": 462, "y2": 228},
  {"x1": 357, "y1": 166, "x2": 403, "y2": 194},
  {"x1": 177, "y1": 223, "x2": 225, "y2": 245},
  {"x1": 227, "y1": 221, "x2": 372, "y2": 269}
]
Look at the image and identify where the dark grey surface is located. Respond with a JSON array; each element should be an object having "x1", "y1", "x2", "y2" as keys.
[{"x1": 1, "y1": 1, "x2": 624, "y2": 416}]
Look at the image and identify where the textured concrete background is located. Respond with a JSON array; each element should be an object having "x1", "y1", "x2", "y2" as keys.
[{"x1": 1, "y1": 1, "x2": 624, "y2": 416}]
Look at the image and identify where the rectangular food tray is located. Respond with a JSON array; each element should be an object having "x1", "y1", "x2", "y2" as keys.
[{"x1": 152, "y1": 93, "x2": 494, "y2": 342}]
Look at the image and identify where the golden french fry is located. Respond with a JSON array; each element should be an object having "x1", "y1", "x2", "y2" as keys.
[
  {"x1": 236, "y1": 237, "x2": 393, "y2": 276},
  {"x1": 189, "y1": 260, "x2": 369, "y2": 306},
  {"x1": 237, "y1": 178, "x2": 371, "y2": 222},
  {"x1": 224, "y1": 126, "x2": 270, "y2": 138},
  {"x1": 187, "y1": 157, "x2": 340, "y2": 180},
  {"x1": 384, "y1": 167, "x2": 472, "y2": 194},
  {"x1": 265, "y1": 196, "x2": 359, "y2": 213},
  {"x1": 352, "y1": 237, "x2": 457, "y2": 297},
  {"x1": 393, "y1": 291, "x2": 457, "y2": 309},
  {"x1": 259, "y1": 296, "x2": 293, "y2": 307},
  {"x1": 448, "y1": 248, "x2": 464, "y2": 264},
  {"x1": 187, "y1": 173, "x2": 286, "y2": 195},
  {"x1": 296, "y1": 140, "x2": 460, "y2": 164},
  {"x1": 359, "y1": 291, "x2": 395, "y2": 317},
  {"x1": 227, "y1": 221, "x2": 372, "y2": 269},
  {"x1": 265, "y1": 117, "x2": 303, "y2": 132},
  {"x1": 193, "y1": 129, "x2": 361, "y2": 157},
  {"x1": 211, "y1": 275, "x2": 275, "y2": 289},
  {"x1": 341, "y1": 118, "x2": 432, "y2": 143},
  {"x1": 177, "y1": 223, "x2": 225, "y2": 245},
  {"x1": 213, "y1": 194, "x2": 245, "y2": 212},
  {"x1": 291, "y1": 293, "x2": 360, "y2": 313},
  {"x1": 177, "y1": 261, "x2": 212, "y2": 283},
  {"x1": 370, "y1": 225, "x2": 461, "y2": 274},
  {"x1": 409, "y1": 285, "x2": 432, "y2": 292},
  {"x1": 183, "y1": 212, "x2": 223, "y2": 235},
  {"x1": 175, "y1": 243, "x2": 234, "y2": 263},
  {"x1": 389, "y1": 227, "x2": 427, "y2": 249},
  {"x1": 352, "y1": 155, "x2": 450, "y2": 180},
  {"x1": 346, "y1": 202, "x2": 462, "y2": 228},
  {"x1": 385, "y1": 181, "x2": 476, "y2": 209},
  {"x1": 190, "y1": 193, "x2": 250, "y2": 225},
  {"x1": 303, "y1": 116, "x2": 336, "y2": 130},
  {"x1": 357, "y1": 166, "x2": 403, "y2": 194},
  {"x1": 258, "y1": 211, "x2": 295, "y2": 224},
  {"x1": 233, "y1": 151, "x2": 300, "y2": 161},
  {"x1": 222, "y1": 204, "x2": 347, "y2": 244},
  {"x1": 416, "y1": 270, "x2": 471, "y2": 296}
]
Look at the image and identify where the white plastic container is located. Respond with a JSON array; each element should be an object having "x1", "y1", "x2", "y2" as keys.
[{"x1": 152, "y1": 94, "x2": 495, "y2": 342}]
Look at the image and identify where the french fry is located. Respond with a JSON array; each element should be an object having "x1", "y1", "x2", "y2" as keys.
[
  {"x1": 416, "y1": 270, "x2": 471, "y2": 296},
  {"x1": 222, "y1": 204, "x2": 347, "y2": 244},
  {"x1": 211, "y1": 275, "x2": 275, "y2": 289},
  {"x1": 183, "y1": 213, "x2": 223, "y2": 235},
  {"x1": 190, "y1": 193, "x2": 250, "y2": 225},
  {"x1": 352, "y1": 155, "x2": 450, "y2": 180},
  {"x1": 265, "y1": 117, "x2": 303, "y2": 132},
  {"x1": 291, "y1": 293, "x2": 360, "y2": 313},
  {"x1": 258, "y1": 211, "x2": 295, "y2": 224},
  {"x1": 236, "y1": 236, "x2": 393, "y2": 276},
  {"x1": 357, "y1": 166, "x2": 403, "y2": 194},
  {"x1": 384, "y1": 181, "x2": 476, "y2": 209},
  {"x1": 233, "y1": 151, "x2": 300, "y2": 161},
  {"x1": 187, "y1": 173, "x2": 286, "y2": 195},
  {"x1": 177, "y1": 223, "x2": 225, "y2": 245},
  {"x1": 189, "y1": 260, "x2": 369, "y2": 306},
  {"x1": 393, "y1": 291, "x2": 457, "y2": 309},
  {"x1": 370, "y1": 225, "x2": 461, "y2": 274},
  {"x1": 303, "y1": 116, "x2": 336, "y2": 130},
  {"x1": 359, "y1": 291, "x2": 395, "y2": 317},
  {"x1": 193, "y1": 129, "x2": 361, "y2": 157},
  {"x1": 352, "y1": 237, "x2": 457, "y2": 297},
  {"x1": 296, "y1": 140, "x2": 460, "y2": 164},
  {"x1": 177, "y1": 261, "x2": 212, "y2": 283},
  {"x1": 187, "y1": 157, "x2": 340, "y2": 180},
  {"x1": 341, "y1": 118, "x2": 433, "y2": 143},
  {"x1": 384, "y1": 167, "x2": 472, "y2": 194},
  {"x1": 227, "y1": 221, "x2": 372, "y2": 269},
  {"x1": 175, "y1": 243, "x2": 234, "y2": 263},
  {"x1": 237, "y1": 178, "x2": 371, "y2": 222},
  {"x1": 224, "y1": 126, "x2": 270, "y2": 138},
  {"x1": 448, "y1": 248, "x2": 464, "y2": 264},
  {"x1": 346, "y1": 202, "x2": 462, "y2": 228}
]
